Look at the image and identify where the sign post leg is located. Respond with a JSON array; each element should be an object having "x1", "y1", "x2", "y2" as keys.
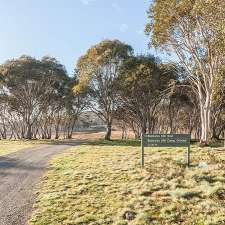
[
  {"x1": 187, "y1": 146, "x2": 190, "y2": 167},
  {"x1": 141, "y1": 134, "x2": 144, "y2": 168}
]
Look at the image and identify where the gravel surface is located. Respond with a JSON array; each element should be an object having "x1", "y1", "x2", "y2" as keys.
[{"x1": 0, "y1": 143, "x2": 76, "y2": 225}]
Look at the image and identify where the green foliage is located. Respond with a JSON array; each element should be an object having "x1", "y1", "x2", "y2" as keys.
[
  {"x1": 3, "y1": 56, "x2": 67, "y2": 90},
  {"x1": 74, "y1": 39, "x2": 132, "y2": 93},
  {"x1": 146, "y1": 0, "x2": 225, "y2": 50},
  {"x1": 117, "y1": 55, "x2": 175, "y2": 109},
  {"x1": 115, "y1": 55, "x2": 177, "y2": 135},
  {"x1": 117, "y1": 55, "x2": 177, "y2": 100},
  {"x1": 118, "y1": 55, "x2": 162, "y2": 95}
]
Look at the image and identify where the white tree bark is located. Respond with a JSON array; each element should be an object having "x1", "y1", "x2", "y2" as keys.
[{"x1": 166, "y1": 13, "x2": 223, "y2": 144}]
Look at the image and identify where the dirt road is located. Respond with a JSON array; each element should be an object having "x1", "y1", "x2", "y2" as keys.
[{"x1": 0, "y1": 143, "x2": 76, "y2": 225}]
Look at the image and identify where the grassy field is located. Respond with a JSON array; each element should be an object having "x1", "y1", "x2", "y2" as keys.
[
  {"x1": 0, "y1": 139, "x2": 62, "y2": 156},
  {"x1": 29, "y1": 142, "x2": 225, "y2": 225},
  {"x1": 0, "y1": 140, "x2": 39, "y2": 156}
]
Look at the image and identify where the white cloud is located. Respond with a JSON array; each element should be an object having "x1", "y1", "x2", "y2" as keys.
[
  {"x1": 136, "y1": 29, "x2": 144, "y2": 35},
  {"x1": 112, "y1": 3, "x2": 122, "y2": 12},
  {"x1": 120, "y1": 24, "x2": 128, "y2": 32},
  {"x1": 81, "y1": 0, "x2": 96, "y2": 5}
]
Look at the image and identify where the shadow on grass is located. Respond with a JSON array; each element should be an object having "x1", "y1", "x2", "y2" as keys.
[
  {"x1": 3, "y1": 138, "x2": 224, "y2": 149},
  {"x1": 88, "y1": 139, "x2": 141, "y2": 147},
  {"x1": 191, "y1": 139, "x2": 224, "y2": 148},
  {"x1": 209, "y1": 141, "x2": 224, "y2": 148},
  {"x1": 13, "y1": 139, "x2": 141, "y2": 147}
]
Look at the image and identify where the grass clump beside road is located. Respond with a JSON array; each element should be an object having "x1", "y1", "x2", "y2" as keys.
[{"x1": 30, "y1": 143, "x2": 225, "y2": 225}]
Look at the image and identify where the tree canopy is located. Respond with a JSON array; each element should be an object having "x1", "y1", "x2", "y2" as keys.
[
  {"x1": 74, "y1": 39, "x2": 133, "y2": 140},
  {"x1": 0, "y1": 55, "x2": 87, "y2": 139},
  {"x1": 145, "y1": 0, "x2": 225, "y2": 144}
]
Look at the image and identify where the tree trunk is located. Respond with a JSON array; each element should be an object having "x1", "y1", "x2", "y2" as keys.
[
  {"x1": 105, "y1": 120, "x2": 112, "y2": 140},
  {"x1": 141, "y1": 122, "x2": 147, "y2": 135},
  {"x1": 26, "y1": 124, "x2": 32, "y2": 139},
  {"x1": 67, "y1": 117, "x2": 76, "y2": 139},
  {"x1": 55, "y1": 129, "x2": 59, "y2": 139},
  {"x1": 168, "y1": 101, "x2": 174, "y2": 134},
  {"x1": 199, "y1": 101, "x2": 211, "y2": 145},
  {"x1": 54, "y1": 113, "x2": 62, "y2": 139},
  {"x1": 55, "y1": 122, "x2": 60, "y2": 139},
  {"x1": 211, "y1": 125, "x2": 221, "y2": 140}
]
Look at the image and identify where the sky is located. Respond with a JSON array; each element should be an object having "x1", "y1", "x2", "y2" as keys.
[{"x1": 0, "y1": 0, "x2": 168, "y2": 75}]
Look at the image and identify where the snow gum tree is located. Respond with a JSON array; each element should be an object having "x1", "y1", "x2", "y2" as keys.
[{"x1": 146, "y1": 0, "x2": 225, "y2": 145}]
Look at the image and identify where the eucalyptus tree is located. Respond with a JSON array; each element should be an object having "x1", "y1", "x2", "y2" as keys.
[
  {"x1": 74, "y1": 39, "x2": 133, "y2": 140},
  {"x1": 0, "y1": 56, "x2": 45, "y2": 139},
  {"x1": 39, "y1": 56, "x2": 69, "y2": 139},
  {"x1": 0, "y1": 55, "x2": 69, "y2": 139},
  {"x1": 145, "y1": 0, "x2": 225, "y2": 145},
  {"x1": 116, "y1": 55, "x2": 176, "y2": 137}
]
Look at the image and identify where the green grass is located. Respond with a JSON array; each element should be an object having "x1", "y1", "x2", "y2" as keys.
[{"x1": 29, "y1": 142, "x2": 225, "y2": 225}]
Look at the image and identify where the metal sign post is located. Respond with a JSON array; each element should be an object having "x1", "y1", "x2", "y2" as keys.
[{"x1": 141, "y1": 134, "x2": 191, "y2": 168}]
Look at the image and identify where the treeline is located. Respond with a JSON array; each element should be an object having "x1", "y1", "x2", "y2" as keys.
[
  {"x1": 0, "y1": 40, "x2": 224, "y2": 143},
  {"x1": 1, "y1": 0, "x2": 225, "y2": 144},
  {"x1": 0, "y1": 56, "x2": 87, "y2": 139},
  {"x1": 74, "y1": 40, "x2": 224, "y2": 142}
]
